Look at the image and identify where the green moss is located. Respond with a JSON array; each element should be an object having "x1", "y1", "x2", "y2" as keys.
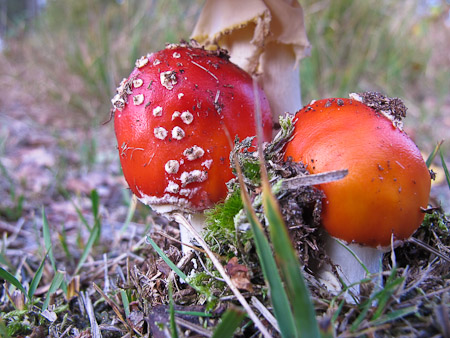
[
  {"x1": 422, "y1": 209, "x2": 449, "y2": 234},
  {"x1": 206, "y1": 190, "x2": 243, "y2": 232},
  {"x1": 203, "y1": 190, "x2": 246, "y2": 256},
  {"x1": 187, "y1": 271, "x2": 224, "y2": 310},
  {"x1": 4, "y1": 319, "x2": 31, "y2": 337}
]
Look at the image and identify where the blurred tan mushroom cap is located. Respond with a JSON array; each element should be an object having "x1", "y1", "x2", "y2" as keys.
[{"x1": 192, "y1": 0, "x2": 310, "y2": 122}]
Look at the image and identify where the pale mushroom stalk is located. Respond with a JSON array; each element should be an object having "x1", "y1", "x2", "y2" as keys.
[
  {"x1": 150, "y1": 205, "x2": 206, "y2": 252},
  {"x1": 192, "y1": 0, "x2": 310, "y2": 125},
  {"x1": 319, "y1": 237, "x2": 384, "y2": 297},
  {"x1": 179, "y1": 213, "x2": 207, "y2": 251}
]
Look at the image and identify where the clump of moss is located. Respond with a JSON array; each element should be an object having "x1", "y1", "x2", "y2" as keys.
[{"x1": 203, "y1": 190, "x2": 249, "y2": 258}]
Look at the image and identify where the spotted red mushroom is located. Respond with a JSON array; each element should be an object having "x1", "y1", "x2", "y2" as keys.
[{"x1": 113, "y1": 43, "x2": 272, "y2": 235}]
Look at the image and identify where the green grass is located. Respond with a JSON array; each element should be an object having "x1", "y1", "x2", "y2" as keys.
[
  {"x1": 0, "y1": 160, "x2": 24, "y2": 222},
  {"x1": 300, "y1": 0, "x2": 429, "y2": 101},
  {"x1": 17, "y1": 0, "x2": 201, "y2": 125}
]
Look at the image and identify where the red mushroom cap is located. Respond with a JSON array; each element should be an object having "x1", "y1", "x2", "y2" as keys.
[
  {"x1": 113, "y1": 43, "x2": 273, "y2": 212},
  {"x1": 284, "y1": 97, "x2": 431, "y2": 247}
]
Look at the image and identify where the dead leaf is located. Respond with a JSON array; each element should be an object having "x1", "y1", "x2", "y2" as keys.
[{"x1": 225, "y1": 257, "x2": 254, "y2": 292}]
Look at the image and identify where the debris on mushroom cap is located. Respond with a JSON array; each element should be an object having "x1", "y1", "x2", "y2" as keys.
[
  {"x1": 192, "y1": 0, "x2": 310, "y2": 122},
  {"x1": 135, "y1": 56, "x2": 149, "y2": 68},
  {"x1": 183, "y1": 146, "x2": 205, "y2": 161},
  {"x1": 172, "y1": 111, "x2": 181, "y2": 120},
  {"x1": 111, "y1": 77, "x2": 133, "y2": 112},
  {"x1": 153, "y1": 106, "x2": 163, "y2": 117},
  {"x1": 113, "y1": 43, "x2": 273, "y2": 212},
  {"x1": 352, "y1": 91, "x2": 407, "y2": 130},
  {"x1": 160, "y1": 70, "x2": 178, "y2": 90},
  {"x1": 165, "y1": 181, "x2": 180, "y2": 194}
]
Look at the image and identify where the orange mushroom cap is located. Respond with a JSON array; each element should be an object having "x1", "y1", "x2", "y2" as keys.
[
  {"x1": 284, "y1": 97, "x2": 431, "y2": 247},
  {"x1": 113, "y1": 43, "x2": 272, "y2": 212}
]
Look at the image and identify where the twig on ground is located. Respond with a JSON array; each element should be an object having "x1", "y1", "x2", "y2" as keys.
[
  {"x1": 194, "y1": 251, "x2": 226, "y2": 282},
  {"x1": 156, "y1": 230, "x2": 206, "y2": 253},
  {"x1": 175, "y1": 317, "x2": 213, "y2": 337},
  {"x1": 81, "y1": 291, "x2": 102, "y2": 338},
  {"x1": 408, "y1": 237, "x2": 450, "y2": 263},
  {"x1": 167, "y1": 250, "x2": 195, "y2": 285},
  {"x1": 251, "y1": 296, "x2": 280, "y2": 334}
]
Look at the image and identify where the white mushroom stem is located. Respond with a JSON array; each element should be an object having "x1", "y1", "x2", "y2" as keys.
[
  {"x1": 150, "y1": 204, "x2": 207, "y2": 253},
  {"x1": 178, "y1": 212, "x2": 207, "y2": 252},
  {"x1": 319, "y1": 234, "x2": 384, "y2": 299}
]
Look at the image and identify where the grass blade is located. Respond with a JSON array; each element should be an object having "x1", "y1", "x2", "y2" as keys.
[
  {"x1": 42, "y1": 208, "x2": 56, "y2": 272},
  {"x1": 211, "y1": 307, "x2": 246, "y2": 338},
  {"x1": 0, "y1": 159, "x2": 16, "y2": 199},
  {"x1": 146, "y1": 236, "x2": 188, "y2": 282},
  {"x1": 370, "y1": 305, "x2": 418, "y2": 326},
  {"x1": 120, "y1": 289, "x2": 130, "y2": 318},
  {"x1": 371, "y1": 269, "x2": 404, "y2": 320},
  {"x1": 0, "y1": 267, "x2": 28, "y2": 300},
  {"x1": 90, "y1": 189, "x2": 101, "y2": 243},
  {"x1": 245, "y1": 208, "x2": 298, "y2": 337},
  {"x1": 42, "y1": 271, "x2": 65, "y2": 311},
  {"x1": 0, "y1": 317, "x2": 10, "y2": 338},
  {"x1": 58, "y1": 224, "x2": 73, "y2": 263},
  {"x1": 250, "y1": 77, "x2": 318, "y2": 337},
  {"x1": 439, "y1": 148, "x2": 450, "y2": 190},
  {"x1": 168, "y1": 282, "x2": 179, "y2": 338},
  {"x1": 426, "y1": 140, "x2": 443, "y2": 168},
  {"x1": 174, "y1": 310, "x2": 212, "y2": 317},
  {"x1": 351, "y1": 267, "x2": 404, "y2": 331},
  {"x1": 75, "y1": 221, "x2": 100, "y2": 274},
  {"x1": 261, "y1": 180, "x2": 320, "y2": 338},
  {"x1": 91, "y1": 189, "x2": 100, "y2": 220},
  {"x1": 28, "y1": 254, "x2": 47, "y2": 300},
  {"x1": 235, "y1": 158, "x2": 298, "y2": 338}
]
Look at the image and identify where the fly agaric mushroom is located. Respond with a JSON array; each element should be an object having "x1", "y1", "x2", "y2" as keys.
[
  {"x1": 113, "y1": 43, "x2": 272, "y2": 249},
  {"x1": 191, "y1": 0, "x2": 310, "y2": 125},
  {"x1": 283, "y1": 93, "x2": 431, "y2": 295}
]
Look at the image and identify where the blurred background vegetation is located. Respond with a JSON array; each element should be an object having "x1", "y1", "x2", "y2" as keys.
[
  {"x1": 0, "y1": 0, "x2": 449, "y2": 203},
  {"x1": 1, "y1": 0, "x2": 449, "y2": 149}
]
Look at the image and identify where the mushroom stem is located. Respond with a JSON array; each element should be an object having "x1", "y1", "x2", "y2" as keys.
[
  {"x1": 178, "y1": 212, "x2": 207, "y2": 252},
  {"x1": 319, "y1": 234, "x2": 384, "y2": 298}
]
